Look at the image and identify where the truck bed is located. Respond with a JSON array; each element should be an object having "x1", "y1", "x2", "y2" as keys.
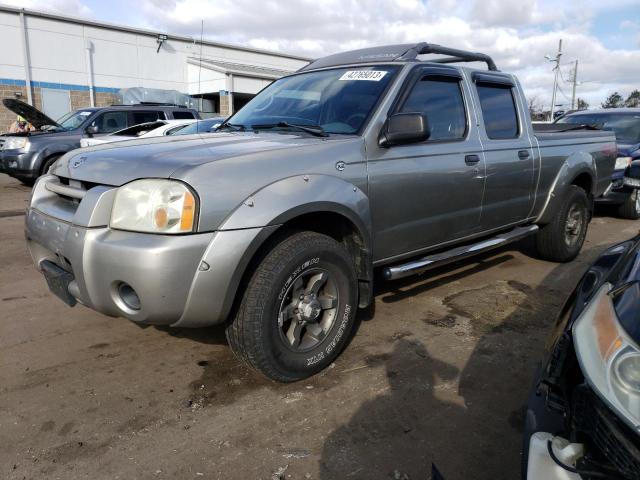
[{"x1": 533, "y1": 127, "x2": 616, "y2": 199}]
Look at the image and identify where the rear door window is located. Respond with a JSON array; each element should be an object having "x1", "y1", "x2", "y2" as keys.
[
  {"x1": 172, "y1": 111, "x2": 195, "y2": 120},
  {"x1": 476, "y1": 83, "x2": 519, "y2": 139},
  {"x1": 132, "y1": 111, "x2": 165, "y2": 125}
]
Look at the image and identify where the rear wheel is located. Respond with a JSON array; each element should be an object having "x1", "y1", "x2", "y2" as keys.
[
  {"x1": 535, "y1": 185, "x2": 589, "y2": 262},
  {"x1": 226, "y1": 231, "x2": 358, "y2": 382},
  {"x1": 616, "y1": 189, "x2": 640, "y2": 220}
]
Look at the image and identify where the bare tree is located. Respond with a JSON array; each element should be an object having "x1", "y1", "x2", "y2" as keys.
[{"x1": 576, "y1": 98, "x2": 589, "y2": 110}]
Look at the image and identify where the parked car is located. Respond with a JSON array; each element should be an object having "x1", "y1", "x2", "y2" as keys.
[
  {"x1": 523, "y1": 234, "x2": 640, "y2": 479},
  {"x1": 555, "y1": 109, "x2": 640, "y2": 219},
  {"x1": 25, "y1": 42, "x2": 616, "y2": 382},
  {"x1": 80, "y1": 120, "x2": 197, "y2": 147},
  {"x1": 0, "y1": 100, "x2": 200, "y2": 183},
  {"x1": 167, "y1": 117, "x2": 226, "y2": 135}
]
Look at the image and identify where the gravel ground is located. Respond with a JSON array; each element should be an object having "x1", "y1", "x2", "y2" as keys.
[{"x1": 1, "y1": 173, "x2": 638, "y2": 480}]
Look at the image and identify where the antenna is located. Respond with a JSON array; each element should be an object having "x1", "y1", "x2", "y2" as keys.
[{"x1": 198, "y1": 19, "x2": 204, "y2": 113}]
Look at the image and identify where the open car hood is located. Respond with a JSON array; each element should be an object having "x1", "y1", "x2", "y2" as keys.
[{"x1": 2, "y1": 98, "x2": 61, "y2": 130}]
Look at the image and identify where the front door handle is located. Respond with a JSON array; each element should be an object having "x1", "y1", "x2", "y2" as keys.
[
  {"x1": 465, "y1": 154, "x2": 480, "y2": 165},
  {"x1": 518, "y1": 150, "x2": 530, "y2": 160}
]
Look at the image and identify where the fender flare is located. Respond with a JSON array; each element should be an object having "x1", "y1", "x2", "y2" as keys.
[
  {"x1": 536, "y1": 151, "x2": 596, "y2": 225},
  {"x1": 218, "y1": 174, "x2": 371, "y2": 234},
  {"x1": 214, "y1": 174, "x2": 374, "y2": 318}
]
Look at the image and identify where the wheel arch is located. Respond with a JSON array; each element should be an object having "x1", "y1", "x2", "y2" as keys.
[
  {"x1": 536, "y1": 153, "x2": 596, "y2": 225},
  {"x1": 217, "y1": 175, "x2": 374, "y2": 321}
]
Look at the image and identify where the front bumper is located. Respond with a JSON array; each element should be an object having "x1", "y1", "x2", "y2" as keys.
[
  {"x1": 596, "y1": 169, "x2": 637, "y2": 205},
  {"x1": 526, "y1": 432, "x2": 582, "y2": 480},
  {"x1": 523, "y1": 338, "x2": 640, "y2": 479},
  {"x1": 25, "y1": 175, "x2": 271, "y2": 327},
  {"x1": 0, "y1": 149, "x2": 38, "y2": 179}
]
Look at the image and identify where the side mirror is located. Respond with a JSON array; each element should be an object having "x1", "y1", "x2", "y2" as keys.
[
  {"x1": 378, "y1": 112, "x2": 430, "y2": 147},
  {"x1": 85, "y1": 125, "x2": 99, "y2": 136}
]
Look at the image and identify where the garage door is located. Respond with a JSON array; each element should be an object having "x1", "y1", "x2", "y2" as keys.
[{"x1": 41, "y1": 88, "x2": 71, "y2": 123}]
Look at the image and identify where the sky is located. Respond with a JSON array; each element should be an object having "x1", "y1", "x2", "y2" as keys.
[{"x1": 5, "y1": 0, "x2": 640, "y2": 110}]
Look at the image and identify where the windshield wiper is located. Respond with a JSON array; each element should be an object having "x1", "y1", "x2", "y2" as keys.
[
  {"x1": 251, "y1": 122, "x2": 328, "y2": 137},
  {"x1": 216, "y1": 122, "x2": 246, "y2": 132}
]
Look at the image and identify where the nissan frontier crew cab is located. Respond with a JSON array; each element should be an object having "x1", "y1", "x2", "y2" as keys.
[{"x1": 25, "y1": 43, "x2": 616, "y2": 382}]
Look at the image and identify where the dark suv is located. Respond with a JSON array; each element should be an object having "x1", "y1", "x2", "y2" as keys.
[{"x1": 0, "y1": 99, "x2": 200, "y2": 183}]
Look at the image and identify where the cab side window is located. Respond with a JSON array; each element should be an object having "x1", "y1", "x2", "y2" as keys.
[
  {"x1": 475, "y1": 83, "x2": 519, "y2": 139},
  {"x1": 400, "y1": 75, "x2": 467, "y2": 141},
  {"x1": 92, "y1": 111, "x2": 128, "y2": 133}
]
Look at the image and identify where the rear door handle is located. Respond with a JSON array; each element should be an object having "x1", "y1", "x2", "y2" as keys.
[
  {"x1": 518, "y1": 150, "x2": 530, "y2": 160},
  {"x1": 465, "y1": 154, "x2": 480, "y2": 166}
]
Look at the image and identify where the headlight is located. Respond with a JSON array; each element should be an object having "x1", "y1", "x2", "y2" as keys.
[
  {"x1": 3, "y1": 137, "x2": 29, "y2": 150},
  {"x1": 110, "y1": 179, "x2": 197, "y2": 234},
  {"x1": 573, "y1": 284, "x2": 640, "y2": 431},
  {"x1": 615, "y1": 156, "x2": 632, "y2": 170}
]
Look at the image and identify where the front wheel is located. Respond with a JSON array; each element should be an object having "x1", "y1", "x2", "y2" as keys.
[
  {"x1": 226, "y1": 231, "x2": 358, "y2": 382},
  {"x1": 616, "y1": 189, "x2": 640, "y2": 220},
  {"x1": 39, "y1": 155, "x2": 61, "y2": 177},
  {"x1": 535, "y1": 185, "x2": 590, "y2": 262}
]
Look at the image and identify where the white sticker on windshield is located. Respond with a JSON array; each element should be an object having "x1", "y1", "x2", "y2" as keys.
[
  {"x1": 79, "y1": 111, "x2": 92, "y2": 116},
  {"x1": 339, "y1": 70, "x2": 388, "y2": 81}
]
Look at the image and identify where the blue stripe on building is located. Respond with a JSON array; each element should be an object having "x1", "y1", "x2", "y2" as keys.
[{"x1": 0, "y1": 78, "x2": 119, "y2": 94}]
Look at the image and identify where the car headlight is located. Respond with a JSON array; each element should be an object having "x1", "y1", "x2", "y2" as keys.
[
  {"x1": 615, "y1": 156, "x2": 632, "y2": 170},
  {"x1": 573, "y1": 284, "x2": 640, "y2": 431},
  {"x1": 110, "y1": 179, "x2": 197, "y2": 234},
  {"x1": 3, "y1": 137, "x2": 29, "y2": 150}
]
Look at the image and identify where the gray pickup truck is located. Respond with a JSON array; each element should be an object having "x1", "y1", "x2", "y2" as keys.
[{"x1": 24, "y1": 43, "x2": 616, "y2": 382}]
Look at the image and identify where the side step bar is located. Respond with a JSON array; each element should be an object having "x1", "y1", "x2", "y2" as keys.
[{"x1": 382, "y1": 225, "x2": 539, "y2": 281}]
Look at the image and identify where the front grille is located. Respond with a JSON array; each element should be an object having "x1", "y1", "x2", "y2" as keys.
[{"x1": 572, "y1": 385, "x2": 640, "y2": 479}]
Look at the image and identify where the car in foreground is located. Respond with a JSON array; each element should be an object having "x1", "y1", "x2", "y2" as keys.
[
  {"x1": 80, "y1": 120, "x2": 197, "y2": 147},
  {"x1": 523, "y1": 234, "x2": 640, "y2": 479},
  {"x1": 0, "y1": 100, "x2": 199, "y2": 183},
  {"x1": 25, "y1": 42, "x2": 615, "y2": 382},
  {"x1": 555, "y1": 109, "x2": 640, "y2": 219}
]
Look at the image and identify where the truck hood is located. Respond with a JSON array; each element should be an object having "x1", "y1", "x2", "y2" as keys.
[
  {"x1": 52, "y1": 132, "x2": 340, "y2": 185},
  {"x1": 2, "y1": 98, "x2": 61, "y2": 130},
  {"x1": 618, "y1": 142, "x2": 640, "y2": 158}
]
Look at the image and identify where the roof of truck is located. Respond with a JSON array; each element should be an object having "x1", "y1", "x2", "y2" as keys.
[{"x1": 300, "y1": 42, "x2": 498, "y2": 72}]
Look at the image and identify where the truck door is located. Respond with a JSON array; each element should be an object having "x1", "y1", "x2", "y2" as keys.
[
  {"x1": 471, "y1": 73, "x2": 536, "y2": 230},
  {"x1": 367, "y1": 66, "x2": 486, "y2": 262}
]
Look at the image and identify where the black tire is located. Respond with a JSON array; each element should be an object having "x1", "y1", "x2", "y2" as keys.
[
  {"x1": 39, "y1": 155, "x2": 60, "y2": 177},
  {"x1": 535, "y1": 185, "x2": 590, "y2": 262},
  {"x1": 616, "y1": 189, "x2": 640, "y2": 220},
  {"x1": 19, "y1": 178, "x2": 35, "y2": 187},
  {"x1": 226, "y1": 231, "x2": 358, "y2": 382}
]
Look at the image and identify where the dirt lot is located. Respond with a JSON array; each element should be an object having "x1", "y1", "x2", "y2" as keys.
[{"x1": 1, "y1": 173, "x2": 638, "y2": 480}]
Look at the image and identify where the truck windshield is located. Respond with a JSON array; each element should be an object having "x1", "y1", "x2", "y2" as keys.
[
  {"x1": 226, "y1": 66, "x2": 399, "y2": 135},
  {"x1": 57, "y1": 110, "x2": 94, "y2": 130},
  {"x1": 557, "y1": 113, "x2": 640, "y2": 144}
]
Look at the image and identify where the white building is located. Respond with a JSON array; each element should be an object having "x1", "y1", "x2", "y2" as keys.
[{"x1": 0, "y1": 5, "x2": 310, "y2": 131}]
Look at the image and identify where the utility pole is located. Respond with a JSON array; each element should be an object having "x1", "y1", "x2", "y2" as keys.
[
  {"x1": 548, "y1": 39, "x2": 562, "y2": 121},
  {"x1": 198, "y1": 19, "x2": 204, "y2": 114},
  {"x1": 571, "y1": 59, "x2": 579, "y2": 110}
]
